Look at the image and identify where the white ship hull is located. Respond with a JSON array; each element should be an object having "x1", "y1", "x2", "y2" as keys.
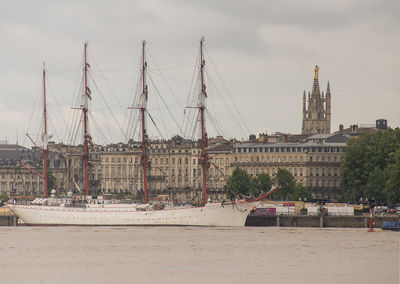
[{"x1": 9, "y1": 200, "x2": 258, "y2": 227}]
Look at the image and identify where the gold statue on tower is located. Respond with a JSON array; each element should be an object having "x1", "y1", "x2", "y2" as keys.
[{"x1": 314, "y1": 65, "x2": 319, "y2": 79}]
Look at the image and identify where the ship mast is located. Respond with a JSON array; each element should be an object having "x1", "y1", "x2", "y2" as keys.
[
  {"x1": 199, "y1": 37, "x2": 208, "y2": 206},
  {"x1": 140, "y1": 40, "x2": 149, "y2": 203},
  {"x1": 42, "y1": 63, "x2": 48, "y2": 198},
  {"x1": 83, "y1": 42, "x2": 90, "y2": 196}
]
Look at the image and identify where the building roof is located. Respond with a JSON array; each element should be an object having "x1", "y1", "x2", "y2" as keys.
[
  {"x1": 234, "y1": 141, "x2": 347, "y2": 149},
  {"x1": 307, "y1": 133, "x2": 349, "y2": 143}
]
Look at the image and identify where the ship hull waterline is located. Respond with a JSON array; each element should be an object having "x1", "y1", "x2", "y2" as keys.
[{"x1": 9, "y1": 200, "x2": 258, "y2": 227}]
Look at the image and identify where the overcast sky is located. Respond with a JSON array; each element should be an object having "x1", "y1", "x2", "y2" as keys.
[{"x1": 1, "y1": 0, "x2": 399, "y2": 147}]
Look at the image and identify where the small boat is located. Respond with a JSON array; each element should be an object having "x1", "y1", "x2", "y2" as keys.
[{"x1": 381, "y1": 221, "x2": 400, "y2": 231}]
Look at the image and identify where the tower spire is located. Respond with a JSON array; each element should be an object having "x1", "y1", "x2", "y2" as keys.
[
  {"x1": 326, "y1": 81, "x2": 331, "y2": 133},
  {"x1": 326, "y1": 81, "x2": 331, "y2": 95},
  {"x1": 302, "y1": 65, "x2": 331, "y2": 135}
]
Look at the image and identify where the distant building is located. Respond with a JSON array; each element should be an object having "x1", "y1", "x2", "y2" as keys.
[
  {"x1": 98, "y1": 136, "x2": 231, "y2": 202},
  {"x1": 231, "y1": 133, "x2": 348, "y2": 201},
  {"x1": 0, "y1": 144, "x2": 68, "y2": 196},
  {"x1": 302, "y1": 65, "x2": 331, "y2": 135},
  {"x1": 335, "y1": 119, "x2": 388, "y2": 139}
]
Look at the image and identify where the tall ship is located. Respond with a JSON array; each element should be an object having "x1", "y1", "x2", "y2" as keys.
[{"x1": 9, "y1": 39, "x2": 275, "y2": 226}]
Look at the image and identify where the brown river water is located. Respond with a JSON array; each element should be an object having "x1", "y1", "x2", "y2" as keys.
[{"x1": 0, "y1": 226, "x2": 398, "y2": 284}]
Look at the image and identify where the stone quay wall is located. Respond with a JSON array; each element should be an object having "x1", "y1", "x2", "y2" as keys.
[{"x1": 246, "y1": 215, "x2": 399, "y2": 228}]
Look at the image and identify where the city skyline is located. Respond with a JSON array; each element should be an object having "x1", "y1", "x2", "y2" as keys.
[{"x1": 1, "y1": 0, "x2": 399, "y2": 147}]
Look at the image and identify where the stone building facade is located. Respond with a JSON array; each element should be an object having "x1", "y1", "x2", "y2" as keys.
[
  {"x1": 0, "y1": 133, "x2": 347, "y2": 201},
  {"x1": 302, "y1": 65, "x2": 331, "y2": 135},
  {"x1": 230, "y1": 133, "x2": 347, "y2": 201},
  {"x1": 99, "y1": 136, "x2": 231, "y2": 202}
]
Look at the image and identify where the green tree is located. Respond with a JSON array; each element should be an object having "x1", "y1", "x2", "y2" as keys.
[
  {"x1": 252, "y1": 172, "x2": 273, "y2": 197},
  {"x1": 272, "y1": 168, "x2": 296, "y2": 200},
  {"x1": 292, "y1": 184, "x2": 312, "y2": 201},
  {"x1": 0, "y1": 194, "x2": 10, "y2": 206},
  {"x1": 364, "y1": 167, "x2": 385, "y2": 203},
  {"x1": 384, "y1": 149, "x2": 400, "y2": 203},
  {"x1": 340, "y1": 128, "x2": 400, "y2": 202},
  {"x1": 226, "y1": 167, "x2": 253, "y2": 198}
]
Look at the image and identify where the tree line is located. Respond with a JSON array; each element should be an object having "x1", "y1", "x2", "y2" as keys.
[
  {"x1": 340, "y1": 128, "x2": 400, "y2": 204},
  {"x1": 226, "y1": 167, "x2": 311, "y2": 201}
]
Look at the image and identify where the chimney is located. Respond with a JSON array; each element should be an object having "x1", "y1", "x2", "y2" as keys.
[{"x1": 351, "y1": 125, "x2": 358, "y2": 133}]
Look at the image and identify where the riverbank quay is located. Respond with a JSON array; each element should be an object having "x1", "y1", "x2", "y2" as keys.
[
  {"x1": 246, "y1": 214, "x2": 400, "y2": 228},
  {"x1": 0, "y1": 207, "x2": 18, "y2": 226}
]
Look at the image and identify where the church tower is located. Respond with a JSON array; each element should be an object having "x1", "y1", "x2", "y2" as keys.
[{"x1": 302, "y1": 65, "x2": 331, "y2": 134}]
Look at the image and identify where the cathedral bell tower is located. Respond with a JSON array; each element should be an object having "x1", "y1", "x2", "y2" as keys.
[{"x1": 302, "y1": 65, "x2": 331, "y2": 135}]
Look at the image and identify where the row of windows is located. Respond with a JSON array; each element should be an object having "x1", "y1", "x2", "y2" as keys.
[
  {"x1": 309, "y1": 167, "x2": 340, "y2": 176},
  {"x1": 235, "y1": 146, "x2": 344, "y2": 154},
  {"x1": 101, "y1": 179, "x2": 226, "y2": 191},
  {"x1": 235, "y1": 155, "x2": 341, "y2": 163},
  {"x1": 308, "y1": 179, "x2": 339, "y2": 188},
  {"x1": 0, "y1": 173, "x2": 41, "y2": 180},
  {"x1": 235, "y1": 155, "x2": 304, "y2": 163}
]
